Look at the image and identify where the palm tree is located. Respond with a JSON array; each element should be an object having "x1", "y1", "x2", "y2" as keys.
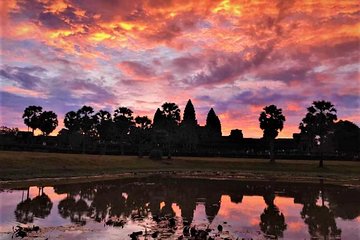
[
  {"x1": 299, "y1": 101, "x2": 337, "y2": 167},
  {"x1": 22, "y1": 106, "x2": 42, "y2": 134},
  {"x1": 113, "y1": 107, "x2": 135, "y2": 155},
  {"x1": 94, "y1": 110, "x2": 113, "y2": 154},
  {"x1": 162, "y1": 102, "x2": 181, "y2": 125},
  {"x1": 77, "y1": 106, "x2": 96, "y2": 153},
  {"x1": 134, "y1": 116, "x2": 152, "y2": 157},
  {"x1": 259, "y1": 105, "x2": 286, "y2": 163},
  {"x1": 160, "y1": 102, "x2": 181, "y2": 159},
  {"x1": 77, "y1": 106, "x2": 95, "y2": 136}
]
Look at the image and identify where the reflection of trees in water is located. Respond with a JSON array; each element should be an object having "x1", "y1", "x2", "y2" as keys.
[
  {"x1": 300, "y1": 189, "x2": 341, "y2": 238},
  {"x1": 15, "y1": 198, "x2": 34, "y2": 224},
  {"x1": 14, "y1": 177, "x2": 359, "y2": 237},
  {"x1": 58, "y1": 196, "x2": 89, "y2": 225},
  {"x1": 32, "y1": 193, "x2": 53, "y2": 218},
  {"x1": 58, "y1": 197, "x2": 76, "y2": 219},
  {"x1": 327, "y1": 190, "x2": 360, "y2": 220},
  {"x1": 301, "y1": 204, "x2": 341, "y2": 239},
  {"x1": 15, "y1": 187, "x2": 53, "y2": 224},
  {"x1": 259, "y1": 192, "x2": 287, "y2": 238},
  {"x1": 298, "y1": 181, "x2": 341, "y2": 239}
]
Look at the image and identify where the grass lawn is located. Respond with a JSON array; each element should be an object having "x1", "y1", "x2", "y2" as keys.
[{"x1": 1, "y1": 151, "x2": 360, "y2": 184}]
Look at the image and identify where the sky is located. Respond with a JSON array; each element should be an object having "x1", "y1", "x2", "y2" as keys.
[{"x1": 0, "y1": 0, "x2": 359, "y2": 138}]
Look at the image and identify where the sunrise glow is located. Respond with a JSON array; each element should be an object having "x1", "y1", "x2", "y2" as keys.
[{"x1": 1, "y1": 0, "x2": 359, "y2": 137}]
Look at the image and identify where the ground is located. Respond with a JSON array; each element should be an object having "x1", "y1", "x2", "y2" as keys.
[{"x1": 0, "y1": 151, "x2": 359, "y2": 187}]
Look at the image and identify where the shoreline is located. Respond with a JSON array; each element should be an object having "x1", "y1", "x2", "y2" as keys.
[{"x1": 1, "y1": 170, "x2": 359, "y2": 189}]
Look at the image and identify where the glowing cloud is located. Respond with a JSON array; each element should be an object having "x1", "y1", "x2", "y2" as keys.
[{"x1": 0, "y1": 0, "x2": 359, "y2": 137}]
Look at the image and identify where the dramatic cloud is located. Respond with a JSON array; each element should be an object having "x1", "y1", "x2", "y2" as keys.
[{"x1": 0, "y1": 0, "x2": 359, "y2": 137}]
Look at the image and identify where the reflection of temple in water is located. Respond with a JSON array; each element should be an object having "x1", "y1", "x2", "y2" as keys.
[{"x1": 12, "y1": 177, "x2": 360, "y2": 239}]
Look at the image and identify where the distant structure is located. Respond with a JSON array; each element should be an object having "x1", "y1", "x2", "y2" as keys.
[
  {"x1": 205, "y1": 108, "x2": 222, "y2": 140},
  {"x1": 1, "y1": 100, "x2": 359, "y2": 160},
  {"x1": 229, "y1": 129, "x2": 243, "y2": 140}
]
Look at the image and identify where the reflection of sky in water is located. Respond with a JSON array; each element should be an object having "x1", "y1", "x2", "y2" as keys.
[{"x1": 0, "y1": 181, "x2": 359, "y2": 239}]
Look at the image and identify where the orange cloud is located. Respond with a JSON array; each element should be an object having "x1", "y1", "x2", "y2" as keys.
[{"x1": 1, "y1": 0, "x2": 359, "y2": 137}]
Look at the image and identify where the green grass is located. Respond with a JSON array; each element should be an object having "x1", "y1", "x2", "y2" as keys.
[{"x1": 1, "y1": 151, "x2": 360, "y2": 183}]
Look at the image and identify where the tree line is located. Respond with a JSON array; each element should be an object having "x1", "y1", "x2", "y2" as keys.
[{"x1": 16, "y1": 99, "x2": 360, "y2": 165}]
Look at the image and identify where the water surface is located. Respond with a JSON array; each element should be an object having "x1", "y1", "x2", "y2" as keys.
[{"x1": 0, "y1": 176, "x2": 359, "y2": 239}]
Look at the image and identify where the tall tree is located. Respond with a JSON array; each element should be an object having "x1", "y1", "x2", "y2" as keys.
[
  {"x1": 333, "y1": 120, "x2": 360, "y2": 154},
  {"x1": 134, "y1": 116, "x2": 152, "y2": 157},
  {"x1": 205, "y1": 108, "x2": 222, "y2": 138},
  {"x1": 162, "y1": 102, "x2": 181, "y2": 126},
  {"x1": 94, "y1": 110, "x2": 113, "y2": 153},
  {"x1": 77, "y1": 106, "x2": 95, "y2": 136},
  {"x1": 22, "y1": 106, "x2": 42, "y2": 134},
  {"x1": 135, "y1": 116, "x2": 152, "y2": 130},
  {"x1": 259, "y1": 105, "x2": 286, "y2": 163},
  {"x1": 113, "y1": 107, "x2": 135, "y2": 155},
  {"x1": 38, "y1": 111, "x2": 58, "y2": 136},
  {"x1": 76, "y1": 106, "x2": 96, "y2": 153},
  {"x1": 299, "y1": 100, "x2": 337, "y2": 167},
  {"x1": 161, "y1": 102, "x2": 181, "y2": 159},
  {"x1": 64, "y1": 111, "x2": 80, "y2": 132},
  {"x1": 94, "y1": 110, "x2": 113, "y2": 140},
  {"x1": 151, "y1": 108, "x2": 167, "y2": 158}
]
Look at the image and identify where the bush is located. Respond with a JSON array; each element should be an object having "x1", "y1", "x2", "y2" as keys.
[{"x1": 149, "y1": 148, "x2": 163, "y2": 160}]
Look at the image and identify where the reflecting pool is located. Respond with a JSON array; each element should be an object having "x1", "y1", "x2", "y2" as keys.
[{"x1": 0, "y1": 176, "x2": 359, "y2": 239}]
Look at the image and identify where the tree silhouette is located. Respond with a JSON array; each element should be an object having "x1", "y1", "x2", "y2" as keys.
[
  {"x1": 299, "y1": 101, "x2": 337, "y2": 167},
  {"x1": 77, "y1": 106, "x2": 96, "y2": 153},
  {"x1": 259, "y1": 105, "x2": 285, "y2": 163},
  {"x1": 38, "y1": 111, "x2": 58, "y2": 136},
  {"x1": 162, "y1": 102, "x2": 181, "y2": 125},
  {"x1": 205, "y1": 108, "x2": 222, "y2": 139},
  {"x1": 58, "y1": 197, "x2": 76, "y2": 219},
  {"x1": 64, "y1": 111, "x2": 80, "y2": 132},
  {"x1": 77, "y1": 106, "x2": 95, "y2": 135},
  {"x1": 160, "y1": 102, "x2": 181, "y2": 159},
  {"x1": 22, "y1": 106, "x2": 42, "y2": 134},
  {"x1": 58, "y1": 196, "x2": 89, "y2": 225},
  {"x1": 301, "y1": 201, "x2": 341, "y2": 239},
  {"x1": 31, "y1": 190, "x2": 53, "y2": 219},
  {"x1": 114, "y1": 107, "x2": 135, "y2": 155},
  {"x1": 333, "y1": 120, "x2": 360, "y2": 154},
  {"x1": 15, "y1": 198, "x2": 34, "y2": 224},
  {"x1": 151, "y1": 108, "x2": 167, "y2": 157},
  {"x1": 94, "y1": 110, "x2": 113, "y2": 153},
  {"x1": 135, "y1": 116, "x2": 152, "y2": 130},
  {"x1": 71, "y1": 198, "x2": 89, "y2": 225},
  {"x1": 133, "y1": 116, "x2": 152, "y2": 157}
]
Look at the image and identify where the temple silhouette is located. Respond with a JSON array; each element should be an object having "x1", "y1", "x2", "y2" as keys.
[{"x1": 0, "y1": 99, "x2": 359, "y2": 160}]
